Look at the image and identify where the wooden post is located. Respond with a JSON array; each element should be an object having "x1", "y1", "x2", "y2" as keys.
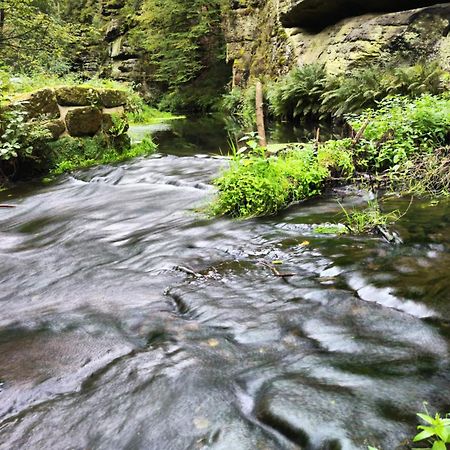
[{"x1": 255, "y1": 80, "x2": 267, "y2": 148}]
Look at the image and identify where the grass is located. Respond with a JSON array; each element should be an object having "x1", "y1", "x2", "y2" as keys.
[{"x1": 4, "y1": 72, "x2": 129, "y2": 96}]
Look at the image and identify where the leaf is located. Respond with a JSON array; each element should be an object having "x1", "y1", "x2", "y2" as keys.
[
  {"x1": 431, "y1": 441, "x2": 446, "y2": 450},
  {"x1": 418, "y1": 413, "x2": 435, "y2": 425},
  {"x1": 414, "y1": 429, "x2": 435, "y2": 441},
  {"x1": 272, "y1": 260, "x2": 283, "y2": 265}
]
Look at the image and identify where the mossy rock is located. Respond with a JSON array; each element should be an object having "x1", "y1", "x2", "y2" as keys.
[
  {"x1": 55, "y1": 86, "x2": 101, "y2": 107},
  {"x1": 43, "y1": 119, "x2": 66, "y2": 140},
  {"x1": 99, "y1": 89, "x2": 128, "y2": 108},
  {"x1": 18, "y1": 89, "x2": 60, "y2": 120},
  {"x1": 65, "y1": 107, "x2": 103, "y2": 137}
]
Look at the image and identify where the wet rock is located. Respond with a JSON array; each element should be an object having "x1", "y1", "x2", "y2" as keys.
[
  {"x1": 65, "y1": 106, "x2": 103, "y2": 137},
  {"x1": 278, "y1": 0, "x2": 441, "y2": 29},
  {"x1": 224, "y1": 1, "x2": 450, "y2": 84}
]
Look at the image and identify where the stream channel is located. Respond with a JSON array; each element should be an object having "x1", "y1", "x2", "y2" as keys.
[{"x1": 0, "y1": 117, "x2": 449, "y2": 450}]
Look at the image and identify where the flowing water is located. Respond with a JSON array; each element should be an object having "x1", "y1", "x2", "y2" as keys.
[{"x1": 0, "y1": 118, "x2": 449, "y2": 450}]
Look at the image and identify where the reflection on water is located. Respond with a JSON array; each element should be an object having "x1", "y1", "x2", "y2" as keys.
[{"x1": 0, "y1": 123, "x2": 449, "y2": 449}]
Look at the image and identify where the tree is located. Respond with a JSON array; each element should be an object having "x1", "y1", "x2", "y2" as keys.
[
  {"x1": 0, "y1": 0, "x2": 76, "y2": 73},
  {"x1": 131, "y1": 0, "x2": 225, "y2": 89}
]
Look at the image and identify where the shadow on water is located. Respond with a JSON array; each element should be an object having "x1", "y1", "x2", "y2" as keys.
[{"x1": 0, "y1": 117, "x2": 449, "y2": 450}]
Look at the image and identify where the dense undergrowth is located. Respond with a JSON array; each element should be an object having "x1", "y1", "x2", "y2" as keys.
[
  {"x1": 212, "y1": 93, "x2": 450, "y2": 219},
  {"x1": 223, "y1": 62, "x2": 449, "y2": 127},
  {"x1": 48, "y1": 136, "x2": 156, "y2": 176}
]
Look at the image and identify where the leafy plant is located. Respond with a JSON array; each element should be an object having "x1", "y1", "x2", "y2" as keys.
[
  {"x1": 339, "y1": 199, "x2": 403, "y2": 234},
  {"x1": 268, "y1": 64, "x2": 327, "y2": 120},
  {"x1": 413, "y1": 412, "x2": 450, "y2": 450},
  {"x1": 210, "y1": 137, "x2": 337, "y2": 218},
  {"x1": 348, "y1": 95, "x2": 450, "y2": 171}
]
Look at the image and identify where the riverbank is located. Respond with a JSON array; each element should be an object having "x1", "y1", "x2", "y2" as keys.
[{"x1": 210, "y1": 94, "x2": 450, "y2": 222}]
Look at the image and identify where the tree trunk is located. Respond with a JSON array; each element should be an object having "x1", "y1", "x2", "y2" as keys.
[{"x1": 255, "y1": 80, "x2": 267, "y2": 148}]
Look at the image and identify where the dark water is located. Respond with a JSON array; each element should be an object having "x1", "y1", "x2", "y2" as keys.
[{"x1": 0, "y1": 120, "x2": 449, "y2": 450}]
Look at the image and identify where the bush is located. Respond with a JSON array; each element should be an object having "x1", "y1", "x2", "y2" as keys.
[
  {"x1": 348, "y1": 94, "x2": 450, "y2": 171},
  {"x1": 221, "y1": 85, "x2": 257, "y2": 129},
  {"x1": 211, "y1": 93, "x2": 450, "y2": 218},
  {"x1": 210, "y1": 141, "x2": 343, "y2": 218},
  {"x1": 263, "y1": 62, "x2": 448, "y2": 122},
  {"x1": 0, "y1": 107, "x2": 52, "y2": 180},
  {"x1": 268, "y1": 64, "x2": 327, "y2": 120}
]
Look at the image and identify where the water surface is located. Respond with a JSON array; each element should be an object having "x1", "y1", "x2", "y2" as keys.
[{"x1": 0, "y1": 121, "x2": 449, "y2": 450}]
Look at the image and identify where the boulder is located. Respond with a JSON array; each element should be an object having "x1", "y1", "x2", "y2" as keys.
[
  {"x1": 99, "y1": 89, "x2": 128, "y2": 108},
  {"x1": 43, "y1": 119, "x2": 66, "y2": 140},
  {"x1": 18, "y1": 89, "x2": 60, "y2": 120},
  {"x1": 55, "y1": 86, "x2": 101, "y2": 107},
  {"x1": 65, "y1": 107, "x2": 103, "y2": 137}
]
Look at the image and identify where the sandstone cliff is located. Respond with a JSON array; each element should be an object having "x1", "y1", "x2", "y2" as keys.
[{"x1": 226, "y1": 0, "x2": 450, "y2": 84}]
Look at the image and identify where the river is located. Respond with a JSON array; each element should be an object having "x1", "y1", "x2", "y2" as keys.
[{"x1": 0, "y1": 118, "x2": 449, "y2": 450}]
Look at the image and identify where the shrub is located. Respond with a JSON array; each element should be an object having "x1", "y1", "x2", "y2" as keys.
[
  {"x1": 348, "y1": 95, "x2": 450, "y2": 171},
  {"x1": 49, "y1": 135, "x2": 156, "y2": 175},
  {"x1": 268, "y1": 64, "x2": 327, "y2": 120},
  {"x1": 265, "y1": 62, "x2": 448, "y2": 122},
  {"x1": 211, "y1": 142, "x2": 331, "y2": 218},
  {"x1": 221, "y1": 85, "x2": 257, "y2": 129},
  {"x1": 0, "y1": 107, "x2": 52, "y2": 180}
]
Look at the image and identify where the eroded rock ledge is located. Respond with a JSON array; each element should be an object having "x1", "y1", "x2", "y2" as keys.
[
  {"x1": 279, "y1": 0, "x2": 446, "y2": 28},
  {"x1": 225, "y1": 0, "x2": 450, "y2": 84}
]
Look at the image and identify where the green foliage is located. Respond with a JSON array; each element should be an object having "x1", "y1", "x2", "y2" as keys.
[
  {"x1": 395, "y1": 147, "x2": 450, "y2": 196},
  {"x1": 49, "y1": 135, "x2": 156, "y2": 175},
  {"x1": 131, "y1": 0, "x2": 225, "y2": 89},
  {"x1": 210, "y1": 141, "x2": 331, "y2": 218},
  {"x1": 313, "y1": 223, "x2": 348, "y2": 235},
  {"x1": 413, "y1": 412, "x2": 450, "y2": 450},
  {"x1": 221, "y1": 85, "x2": 257, "y2": 129},
  {"x1": 348, "y1": 95, "x2": 450, "y2": 171},
  {"x1": 212, "y1": 93, "x2": 450, "y2": 218},
  {"x1": 265, "y1": 62, "x2": 447, "y2": 122},
  {"x1": 0, "y1": 0, "x2": 77, "y2": 74},
  {"x1": 127, "y1": 104, "x2": 184, "y2": 124},
  {"x1": 317, "y1": 138, "x2": 355, "y2": 178},
  {"x1": 339, "y1": 199, "x2": 402, "y2": 234},
  {"x1": 268, "y1": 64, "x2": 327, "y2": 120},
  {"x1": 0, "y1": 108, "x2": 51, "y2": 164}
]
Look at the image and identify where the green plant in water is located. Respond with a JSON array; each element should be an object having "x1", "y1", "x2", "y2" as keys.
[
  {"x1": 339, "y1": 199, "x2": 403, "y2": 234},
  {"x1": 211, "y1": 137, "x2": 334, "y2": 218}
]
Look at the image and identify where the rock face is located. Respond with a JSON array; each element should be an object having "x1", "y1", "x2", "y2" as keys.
[{"x1": 225, "y1": 0, "x2": 450, "y2": 84}]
